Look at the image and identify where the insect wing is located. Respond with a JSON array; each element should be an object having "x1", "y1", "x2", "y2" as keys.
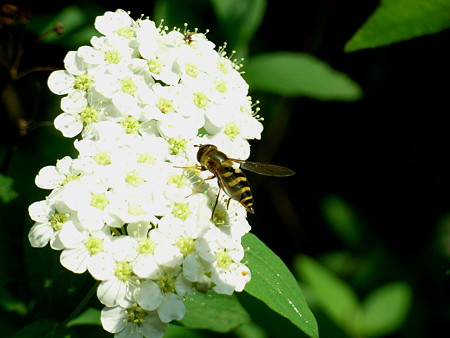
[
  {"x1": 232, "y1": 159, "x2": 295, "y2": 177},
  {"x1": 213, "y1": 168, "x2": 227, "y2": 190}
]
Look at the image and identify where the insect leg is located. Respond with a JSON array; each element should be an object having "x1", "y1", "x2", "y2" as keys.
[
  {"x1": 173, "y1": 164, "x2": 209, "y2": 198},
  {"x1": 173, "y1": 165, "x2": 204, "y2": 171},
  {"x1": 185, "y1": 174, "x2": 216, "y2": 198},
  {"x1": 211, "y1": 187, "x2": 222, "y2": 219}
]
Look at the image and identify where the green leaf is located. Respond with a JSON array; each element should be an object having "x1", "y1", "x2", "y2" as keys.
[
  {"x1": 243, "y1": 52, "x2": 363, "y2": 101},
  {"x1": 66, "y1": 307, "x2": 101, "y2": 327},
  {"x1": 210, "y1": 0, "x2": 266, "y2": 52},
  {"x1": 237, "y1": 291, "x2": 309, "y2": 338},
  {"x1": 27, "y1": 5, "x2": 100, "y2": 48},
  {"x1": 233, "y1": 322, "x2": 268, "y2": 338},
  {"x1": 355, "y1": 282, "x2": 412, "y2": 336},
  {"x1": 345, "y1": 0, "x2": 450, "y2": 52},
  {"x1": 166, "y1": 324, "x2": 207, "y2": 338},
  {"x1": 0, "y1": 287, "x2": 28, "y2": 316},
  {"x1": 0, "y1": 174, "x2": 18, "y2": 203},
  {"x1": 180, "y1": 290, "x2": 250, "y2": 332},
  {"x1": 28, "y1": 6, "x2": 89, "y2": 41},
  {"x1": 243, "y1": 233, "x2": 318, "y2": 338},
  {"x1": 321, "y1": 195, "x2": 363, "y2": 248},
  {"x1": 294, "y1": 255, "x2": 360, "y2": 332}
]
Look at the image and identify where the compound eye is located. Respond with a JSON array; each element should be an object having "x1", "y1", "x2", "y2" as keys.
[{"x1": 196, "y1": 144, "x2": 214, "y2": 162}]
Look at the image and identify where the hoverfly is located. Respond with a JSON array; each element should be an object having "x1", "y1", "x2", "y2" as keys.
[{"x1": 192, "y1": 144, "x2": 295, "y2": 215}]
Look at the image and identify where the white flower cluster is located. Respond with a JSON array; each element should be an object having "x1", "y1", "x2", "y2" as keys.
[{"x1": 28, "y1": 9, "x2": 263, "y2": 338}]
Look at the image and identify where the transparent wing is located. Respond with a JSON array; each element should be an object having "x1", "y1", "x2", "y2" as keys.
[{"x1": 231, "y1": 159, "x2": 296, "y2": 177}]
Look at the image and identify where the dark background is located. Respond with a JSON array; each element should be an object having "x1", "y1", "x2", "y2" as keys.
[{"x1": 2, "y1": 0, "x2": 449, "y2": 337}]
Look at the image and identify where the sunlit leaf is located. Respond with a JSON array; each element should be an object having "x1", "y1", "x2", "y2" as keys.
[
  {"x1": 294, "y1": 255, "x2": 360, "y2": 331},
  {"x1": 29, "y1": 6, "x2": 88, "y2": 41},
  {"x1": 27, "y1": 5, "x2": 100, "y2": 48},
  {"x1": 244, "y1": 52, "x2": 363, "y2": 101},
  {"x1": 210, "y1": 0, "x2": 266, "y2": 53},
  {"x1": 0, "y1": 287, "x2": 28, "y2": 316},
  {"x1": 66, "y1": 307, "x2": 101, "y2": 327},
  {"x1": 181, "y1": 290, "x2": 250, "y2": 332},
  {"x1": 237, "y1": 291, "x2": 306, "y2": 338},
  {"x1": 345, "y1": 0, "x2": 450, "y2": 52},
  {"x1": 166, "y1": 323, "x2": 206, "y2": 338},
  {"x1": 321, "y1": 195, "x2": 363, "y2": 248},
  {"x1": 233, "y1": 321, "x2": 268, "y2": 338},
  {"x1": 243, "y1": 233, "x2": 318, "y2": 338},
  {"x1": 0, "y1": 174, "x2": 18, "y2": 203},
  {"x1": 356, "y1": 282, "x2": 412, "y2": 336}
]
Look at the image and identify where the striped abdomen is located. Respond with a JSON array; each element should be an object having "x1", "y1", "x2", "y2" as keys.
[{"x1": 216, "y1": 160, "x2": 255, "y2": 214}]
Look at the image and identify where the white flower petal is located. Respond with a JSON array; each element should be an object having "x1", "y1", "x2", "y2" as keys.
[
  {"x1": 101, "y1": 306, "x2": 128, "y2": 333},
  {"x1": 60, "y1": 91, "x2": 87, "y2": 113},
  {"x1": 135, "y1": 280, "x2": 163, "y2": 311},
  {"x1": 133, "y1": 254, "x2": 160, "y2": 279},
  {"x1": 35, "y1": 166, "x2": 63, "y2": 190},
  {"x1": 110, "y1": 236, "x2": 138, "y2": 262},
  {"x1": 54, "y1": 113, "x2": 83, "y2": 138},
  {"x1": 63, "y1": 51, "x2": 86, "y2": 76},
  {"x1": 60, "y1": 246, "x2": 89, "y2": 273},
  {"x1": 139, "y1": 311, "x2": 168, "y2": 338},
  {"x1": 58, "y1": 221, "x2": 83, "y2": 248},
  {"x1": 154, "y1": 244, "x2": 183, "y2": 268},
  {"x1": 28, "y1": 222, "x2": 53, "y2": 248},
  {"x1": 88, "y1": 252, "x2": 115, "y2": 280},
  {"x1": 97, "y1": 278, "x2": 127, "y2": 307},
  {"x1": 28, "y1": 200, "x2": 50, "y2": 222},
  {"x1": 47, "y1": 70, "x2": 74, "y2": 95},
  {"x1": 183, "y1": 253, "x2": 204, "y2": 282},
  {"x1": 77, "y1": 45, "x2": 103, "y2": 65},
  {"x1": 211, "y1": 270, "x2": 235, "y2": 295},
  {"x1": 157, "y1": 293, "x2": 186, "y2": 323},
  {"x1": 94, "y1": 9, "x2": 134, "y2": 37}
]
